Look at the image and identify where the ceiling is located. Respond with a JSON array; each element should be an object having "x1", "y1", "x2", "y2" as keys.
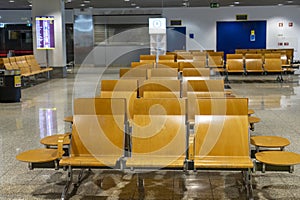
[{"x1": 0, "y1": 0, "x2": 299, "y2": 10}]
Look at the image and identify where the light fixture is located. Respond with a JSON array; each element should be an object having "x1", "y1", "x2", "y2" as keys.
[
  {"x1": 229, "y1": 4, "x2": 234, "y2": 7},
  {"x1": 278, "y1": 3, "x2": 283, "y2": 6},
  {"x1": 131, "y1": 2, "x2": 136, "y2": 6},
  {"x1": 124, "y1": 0, "x2": 130, "y2": 1},
  {"x1": 9, "y1": 0, "x2": 15, "y2": 3},
  {"x1": 80, "y1": 3, "x2": 85, "y2": 6},
  {"x1": 136, "y1": 6, "x2": 140, "y2": 8},
  {"x1": 83, "y1": 0, "x2": 90, "y2": 3},
  {"x1": 286, "y1": 0, "x2": 293, "y2": 3},
  {"x1": 234, "y1": 1, "x2": 240, "y2": 5}
]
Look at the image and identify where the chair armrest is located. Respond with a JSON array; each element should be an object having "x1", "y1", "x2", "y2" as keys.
[{"x1": 57, "y1": 134, "x2": 71, "y2": 158}]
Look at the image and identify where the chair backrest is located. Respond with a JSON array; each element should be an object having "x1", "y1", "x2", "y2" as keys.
[
  {"x1": 264, "y1": 53, "x2": 282, "y2": 71},
  {"x1": 187, "y1": 93, "x2": 228, "y2": 122},
  {"x1": 71, "y1": 98, "x2": 126, "y2": 158},
  {"x1": 182, "y1": 68, "x2": 210, "y2": 77},
  {"x1": 194, "y1": 98, "x2": 248, "y2": 115},
  {"x1": 132, "y1": 98, "x2": 185, "y2": 116},
  {"x1": 119, "y1": 68, "x2": 147, "y2": 80},
  {"x1": 226, "y1": 54, "x2": 244, "y2": 71},
  {"x1": 176, "y1": 53, "x2": 193, "y2": 62},
  {"x1": 131, "y1": 62, "x2": 154, "y2": 68},
  {"x1": 187, "y1": 79, "x2": 224, "y2": 93},
  {"x1": 207, "y1": 52, "x2": 224, "y2": 67},
  {"x1": 131, "y1": 98, "x2": 186, "y2": 158},
  {"x1": 143, "y1": 91, "x2": 181, "y2": 99},
  {"x1": 139, "y1": 79, "x2": 181, "y2": 98},
  {"x1": 194, "y1": 98, "x2": 249, "y2": 158},
  {"x1": 148, "y1": 68, "x2": 178, "y2": 80},
  {"x1": 245, "y1": 54, "x2": 263, "y2": 71},
  {"x1": 101, "y1": 79, "x2": 138, "y2": 92},
  {"x1": 140, "y1": 55, "x2": 156, "y2": 63},
  {"x1": 156, "y1": 62, "x2": 179, "y2": 71},
  {"x1": 179, "y1": 61, "x2": 206, "y2": 71},
  {"x1": 100, "y1": 80, "x2": 138, "y2": 119},
  {"x1": 159, "y1": 55, "x2": 175, "y2": 62}
]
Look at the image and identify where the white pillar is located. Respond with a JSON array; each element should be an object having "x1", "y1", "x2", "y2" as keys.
[{"x1": 32, "y1": 0, "x2": 66, "y2": 77}]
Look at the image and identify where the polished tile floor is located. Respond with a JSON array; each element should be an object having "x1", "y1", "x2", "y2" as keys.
[{"x1": 0, "y1": 67, "x2": 300, "y2": 199}]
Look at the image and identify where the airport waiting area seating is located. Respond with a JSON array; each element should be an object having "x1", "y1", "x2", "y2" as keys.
[
  {"x1": 15, "y1": 49, "x2": 300, "y2": 199},
  {"x1": 189, "y1": 98, "x2": 254, "y2": 198},
  {"x1": 1, "y1": 55, "x2": 52, "y2": 78},
  {"x1": 16, "y1": 94, "x2": 300, "y2": 199},
  {"x1": 126, "y1": 98, "x2": 188, "y2": 170}
]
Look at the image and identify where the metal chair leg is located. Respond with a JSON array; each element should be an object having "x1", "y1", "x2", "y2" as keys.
[{"x1": 61, "y1": 166, "x2": 73, "y2": 200}]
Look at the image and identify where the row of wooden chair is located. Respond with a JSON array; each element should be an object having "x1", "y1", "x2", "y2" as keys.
[
  {"x1": 235, "y1": 48, "x2": 294, "y2": 65},
  {"x1": 17, "y1": 97, "x2": 254, "y2": 199},
  {"x1": 226, "y1": 53, "x2": 292, "y2": 81},
  {"x1": 138, "y1": 52, "x2": 225, "y2": 72},
  {"x1": 111, "y1": 76, "x2": 227, "y2": 98},
  {"x1": 0, "y1": 55, "x2": 52, "y2": 77},
  {"x1": 122, "y1": 67, "x2": 211, "y2": 79}
]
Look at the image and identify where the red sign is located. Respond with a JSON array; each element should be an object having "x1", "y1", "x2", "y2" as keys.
[{"x1": 289, "y1": 22, "x2": 293, "y2": 27}]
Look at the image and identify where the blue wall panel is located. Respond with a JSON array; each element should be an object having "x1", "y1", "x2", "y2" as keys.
[{"x1": 217, "y1": 21, "x2": 266, "y2": 55}]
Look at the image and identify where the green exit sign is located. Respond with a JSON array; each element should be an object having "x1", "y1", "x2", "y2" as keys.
[{"x1": 210, "y1": 2, "x2": 220, "y2": 8}]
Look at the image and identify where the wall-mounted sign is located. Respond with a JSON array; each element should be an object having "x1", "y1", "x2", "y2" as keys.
[
  {"x1": 170, "y1": 20, "x2": 182, "y2": 26},
  {"x1": 210, "y1": 2, "x2": 219, "y2": 8},
  {"x1": 149, "y1": 18, "x2": 166, "y2": 34},
  {"x1": 236, "y1": 14, "x2": 248, "y2": 21},
  {"x1": 36, "y1": 16, "x2": 55, "y2": 49},
  {"x1": 250, "y1": 30, "x2": 255, "y2": 42}
]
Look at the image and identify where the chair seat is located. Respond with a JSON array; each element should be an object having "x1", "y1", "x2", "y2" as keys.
[
  {"x1": 194, "y1": 156, "x2": 253, "y2": 169},
  {"x1": 255, "y1": 151, "x2": 300, "y2": 166},
  {"x1": 40, "y1": 133, "x2": 71, "y2": 146},
  {"x1": 126, "y1": 155, "x2": 185, "y2": 168},
  {"x1": 251, "y1": 136, "x2": 290, "y2": 148},
  {"x1": 16, "y1": 148, "x2": 61, "y2": 163},
  {"x1": 59, "y1": 156, "x2": 120, "y2": 167}
]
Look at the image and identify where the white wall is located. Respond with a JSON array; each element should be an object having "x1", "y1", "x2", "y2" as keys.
[
  {"x1": 163, "y1": 6, "x2": 300, "y2": 59},
  {"x1": 1, "y1": 6, "x2": 300, "y2": 59}
]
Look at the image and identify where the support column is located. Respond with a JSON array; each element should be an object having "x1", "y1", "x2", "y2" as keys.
[{"x1": 32, "y1": 0, "x2": 67, "y2": 78}]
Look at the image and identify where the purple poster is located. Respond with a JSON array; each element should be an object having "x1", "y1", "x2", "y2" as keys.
[{"x1": 36, "y1": 16, "x2": 55, "y2": 49}]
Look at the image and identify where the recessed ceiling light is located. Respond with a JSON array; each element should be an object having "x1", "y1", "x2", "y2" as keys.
[
  {"x1": 131, "y1": 3, "x2": 136, "y2": 6},
  {"x1": 229, "y1": 4, "x2": 235, "y2": 7},
  {"x1": 83, "y1": 0, "x2": 90, "y2": 3},
  {"x1": 9, "y1": 0, "x2": 15, "y2": 3},
  {"x1": 136, "y1": 6, "x2": 140, "y2": 8},
  {"x1": 286, "y1": 0, "x2": 293, "y2": 3},
  {"x1": 29, "y1": 4, "x2": 32, "y2": 7},
  {"x1": 278, "y1": 3, "x2": 283, "y2": 6},
  {"x1": 234, "y1": 1, "x2": 240, "y2": 4},
  {"x1": 80, "y1": 3, "x2": 85, "y2": 6},
  {"x1": 124, "y1": 0, "x2": 130, "y2": 1}
]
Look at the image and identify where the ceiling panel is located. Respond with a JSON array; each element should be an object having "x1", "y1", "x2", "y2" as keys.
[{"x1": 0, "y1": 0, "x2": 298, "y2": 10}]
